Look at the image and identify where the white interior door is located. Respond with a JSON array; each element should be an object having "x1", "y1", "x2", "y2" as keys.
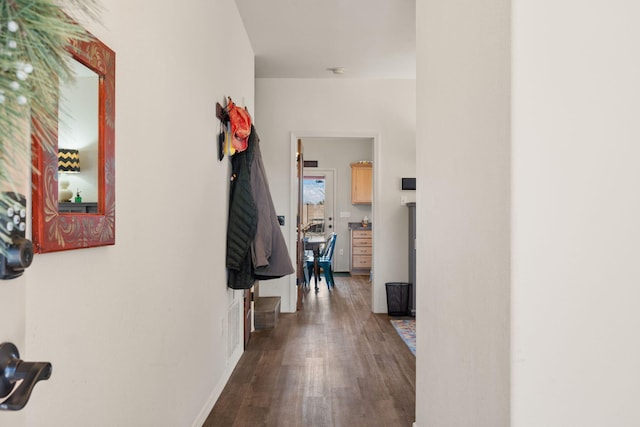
[{"x1": 0, "y1": 120, "x2": 30, "y2": 425}]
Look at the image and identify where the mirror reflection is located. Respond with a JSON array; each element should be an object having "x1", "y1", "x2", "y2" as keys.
[
  {"x1": 57, "y1": 59, "x2": 99, "y2": 213},
  {"x1": 31, "y1": 31, "x2": 116, "y2": 253}
]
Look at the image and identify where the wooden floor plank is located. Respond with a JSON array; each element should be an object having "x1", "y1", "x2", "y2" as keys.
[{"x1": 203, "y1": 275, "x2": 415, "y2": 427}]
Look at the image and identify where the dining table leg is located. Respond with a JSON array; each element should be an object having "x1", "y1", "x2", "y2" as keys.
[{"x1": 314, "y1": 248, "x2": 320, "y2": 292}]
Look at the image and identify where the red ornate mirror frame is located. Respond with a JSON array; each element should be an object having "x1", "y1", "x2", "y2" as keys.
[{"x1": 32, "y1": 34, "x2": 115, "y2": 253}]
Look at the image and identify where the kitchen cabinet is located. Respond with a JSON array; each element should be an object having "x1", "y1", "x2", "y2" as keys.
[
  {"x1": 350, "y1": 228, "x2": 372, "y2": 275},
  {"x1": 351, "y1": 162, "x2": 372, "y2": 204}
]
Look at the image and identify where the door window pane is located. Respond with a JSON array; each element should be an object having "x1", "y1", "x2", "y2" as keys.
[{"x1": 303, "y1": 177, "x2": 325, "y2": 236}]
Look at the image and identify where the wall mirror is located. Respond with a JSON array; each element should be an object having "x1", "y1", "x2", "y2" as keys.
[{"x1": 32, "y1": 31, "x2": 115, "y2": 253}]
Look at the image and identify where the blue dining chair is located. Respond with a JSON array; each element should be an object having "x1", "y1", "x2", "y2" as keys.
[{"x1": 306, "y1": 233, "x2": 337, "y2": 289}]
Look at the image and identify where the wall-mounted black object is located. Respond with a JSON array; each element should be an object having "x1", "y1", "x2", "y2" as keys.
[
  {"x1": 277, "y1": 215, "x2": 285, "y2": 226},
  {"x1": 401, "y1": 178, "x2": 416, "y2": 190},
  {"x1": 303, "y1": 160, "x2": 318, "y2": 167},
  {"x1": 0, "y1": 342, "x2": 52, "y2": 410},
  {"x1": 0, "y1": 192, "x2": 33, "y2": 280}
]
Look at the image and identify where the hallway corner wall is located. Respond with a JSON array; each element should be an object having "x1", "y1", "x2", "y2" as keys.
[{"x1": 416, "y1": 0, "x2": 511, "y2": 425}]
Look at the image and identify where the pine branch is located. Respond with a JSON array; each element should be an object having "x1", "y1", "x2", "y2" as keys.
[{"x1": 0, "y1": 0, "x2": 101, "y2": 246}]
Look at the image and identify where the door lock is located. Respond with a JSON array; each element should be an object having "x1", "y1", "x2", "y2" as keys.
[{"x1": 0, "y1": 192, "x2": 33, "y2": 280}]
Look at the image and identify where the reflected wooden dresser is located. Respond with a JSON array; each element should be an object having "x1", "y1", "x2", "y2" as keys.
[{"x1": 58, "y1": 202, "x2": 98, "y2": 213}]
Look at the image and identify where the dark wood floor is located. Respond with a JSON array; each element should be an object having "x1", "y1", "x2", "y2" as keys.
[{"x1": 203, "y1": 274, "x2": 416, "y2": 427}]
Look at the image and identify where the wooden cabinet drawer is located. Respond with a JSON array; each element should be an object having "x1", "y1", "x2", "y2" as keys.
[
  {"x1": 352, "y1": 246, "x2": 372, "y2": 255},
  {"x1": 350, "y1": 228, "x2": 372, "y2": 274},
  {"x1": 352, "y1": 238, "x2": 372, "y2": 247},
  {"x1": 352, "y1": 230, "x2": 371, "y2": 239},
  {"x1": 352, "y1": 256, "x2": 371, "y2": 268}
]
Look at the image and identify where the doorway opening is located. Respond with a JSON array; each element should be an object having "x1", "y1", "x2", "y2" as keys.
[{"x1": 288, "y1": 132, "x2": 379, "y2": 313}]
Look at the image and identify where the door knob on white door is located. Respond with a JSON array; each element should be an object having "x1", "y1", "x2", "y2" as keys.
[{"x1": 0, "y1": 342, "x2": 52, "y2": 410}]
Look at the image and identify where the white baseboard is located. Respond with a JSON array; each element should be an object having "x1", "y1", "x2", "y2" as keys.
[{"x1": 191, "y1": 345, "x2": 243, "y2": 427}]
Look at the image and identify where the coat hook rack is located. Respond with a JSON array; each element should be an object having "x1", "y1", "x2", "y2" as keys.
[
  {"x1": 216, "y1": 101, "x2": 228, "y2": 122},
  {"x1": 216, "y1": 97, "x2": 251, "y2": 161},
  {"x1": 216, "y1": 98, "x2": 230, "y2": 161}
]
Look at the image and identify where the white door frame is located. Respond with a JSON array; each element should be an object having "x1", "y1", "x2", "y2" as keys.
[{"x1": 289, "y1": 131, "x2": 380, "y2": 313}]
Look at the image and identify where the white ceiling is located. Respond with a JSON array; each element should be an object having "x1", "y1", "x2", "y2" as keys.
[{"x1": 234, "y1": 0, "x2": 416, "y2": 79}]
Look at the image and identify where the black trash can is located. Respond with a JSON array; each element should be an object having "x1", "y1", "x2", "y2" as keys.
[{"x1": 385, "y1": 282, "x2": 410, "y2": 316}]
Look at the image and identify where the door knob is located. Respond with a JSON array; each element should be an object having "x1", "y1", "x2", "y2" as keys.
[{"x1": 0, "y1": 343, "x2": 52, "y2": 410}]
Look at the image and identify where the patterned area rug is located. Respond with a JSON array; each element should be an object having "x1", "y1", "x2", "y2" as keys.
[{"x1": 390, "y1": 319, "x2": 416, "y2": 356}]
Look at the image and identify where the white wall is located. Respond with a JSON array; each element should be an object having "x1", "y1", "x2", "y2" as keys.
[
  {"x1": 0, "y1": 1, "x2": 254, "y2": 426},
  {"x1": 255, "y1": 78, "x2": 416, "y2": 313},
  {"x1": 416, "y1": 0, "x2": 511, "y2": 425},
  {"x1": 511, "y1": 1, "x2": 640, "y2": 426},
  {"x1": 417, "y1": 1, "x2": 640, "y2": 427}
]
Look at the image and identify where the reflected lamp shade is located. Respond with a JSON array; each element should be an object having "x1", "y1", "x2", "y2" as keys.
[{"x1": 58, "y1": 148, "x2": 80, "y2": 173}]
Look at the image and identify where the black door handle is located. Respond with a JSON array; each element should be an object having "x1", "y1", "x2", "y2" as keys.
[{"x1": 0, "y1": 343, "x2": 52, "y2": 411}]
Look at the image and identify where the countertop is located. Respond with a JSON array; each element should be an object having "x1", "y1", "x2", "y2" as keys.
[{"x1": 348, "y1": 222, "x2": 372, "y2": 230}]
